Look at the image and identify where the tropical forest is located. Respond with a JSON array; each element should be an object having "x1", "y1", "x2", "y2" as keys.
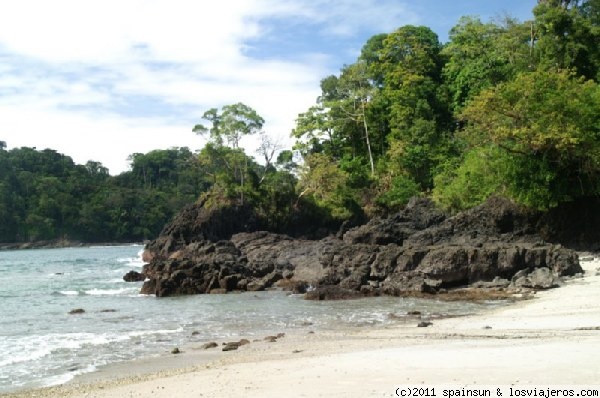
[{"x1": 1, "y1": 0, "x2": 598, "y2": 244}]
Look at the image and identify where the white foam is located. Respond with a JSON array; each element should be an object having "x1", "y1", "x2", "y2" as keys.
[
  {"x1": 58, "y1": 290, "x2": 80, "y2": 296},
  {"x1": 85, "y1": 288, "x2": 138, "y2": 296},
  {"x1": 128, "y1": 327, "x2": 184, "y2": 338},
  {"x1": 42, "y1": 364, "x2": 97, "y2": 387}
]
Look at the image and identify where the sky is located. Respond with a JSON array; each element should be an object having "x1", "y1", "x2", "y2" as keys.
[{"x1": 0, "y1": 0, "x2": 537, "y2": 175}]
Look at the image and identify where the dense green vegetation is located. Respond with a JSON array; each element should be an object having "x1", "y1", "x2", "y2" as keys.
[
  {"x1": 0, "y1": 146, "x2": 208, "y2": 242},
  {"x1": 1, "y1": 0, "x2": 598, "y2": 243},
  {"x1": 294, "y1": 0, "x2": 600, "y2": 215}
]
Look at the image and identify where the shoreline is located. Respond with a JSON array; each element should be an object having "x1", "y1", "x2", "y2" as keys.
[
  {"x1": 3, "y1": 255, "x2": 599, "y2": 397},
  {"x1": 0, "y1": 240, "x2": 144, "y2": 251}
]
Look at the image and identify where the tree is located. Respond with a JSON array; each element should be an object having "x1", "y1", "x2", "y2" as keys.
[
  {"x1": 292, "y1": 104, "x2": 337, "y2": 157},
  {"x1": 459, "y1": 69, "x2": 600, "y2": 208},
  {"x1": 193, "y1": 102, "x2": 265, "y2": 148},
  {"x1": 193, "y1": 103, "x2": 265, "y2": 205},
  {"x1": 533, "y1": 0, "x2": 600, "y2": 80},
  {"x1": 296, "y1": 153, "x2": 359, "y2": 220},
  {"x1": 376, "y1": 25, "x2": 451, "y2": 190},
  {"x1": 442, "y1": 16, "x2": 531, "y2": 112}
]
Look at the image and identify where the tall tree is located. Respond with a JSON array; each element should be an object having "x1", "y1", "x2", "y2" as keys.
[
  {"x1": 442, "y1": 16, "x2": 532, "y2": 112},
  {"x1": 193, "y1": 102, "x2": 264, "y2": 148},
  {"x1": 193, "y1": 103, "x2": 265, "y2": 204},
  {"x1": 533, "y1": 0, "x2": 600, "y2": 80},
  {"x1": 376, "y1": 25, "x2": 450, "y2": 190}
]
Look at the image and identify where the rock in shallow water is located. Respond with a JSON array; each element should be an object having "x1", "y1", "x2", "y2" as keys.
[{"x1": 123, "y1": 270, "x2": 145, "y2": 282}]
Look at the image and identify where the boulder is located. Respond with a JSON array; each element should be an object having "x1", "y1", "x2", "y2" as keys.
[
  {"x1": 123, "y1": 270, "x2": 145, "y2": 282},
  {"x1": 511, "y1": 267, "x2": 563, "y2": 290}
]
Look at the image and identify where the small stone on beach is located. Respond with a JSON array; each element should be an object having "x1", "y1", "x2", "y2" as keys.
[
  {"x1": 69, "y1": 308, "x2": 85, "y2": 315},
  {"x1": 222, "y1": 343, "x2": 240, "y2": 351}
]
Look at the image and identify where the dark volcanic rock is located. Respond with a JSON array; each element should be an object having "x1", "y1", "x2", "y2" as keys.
[
  {"x1": 343, "y1": 197, "x2": 446, "y2": 245},
  {"x1": 140, "y1": 196, "x2": 584, "y2": 298},
  {"x1": 123, "y1": 270, "x2": 145, "y2": 282}
]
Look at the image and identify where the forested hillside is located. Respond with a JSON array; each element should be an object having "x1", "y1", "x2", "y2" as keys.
[
  {"x1": 0, "y1": 146, "x2": 208, "y2": 242},
  {"x1": 292, "y1": 0, "x2": 600, "y2": 216},
  {"x1": 1, "y1": 0, "x2": 598, "y2": 244}
]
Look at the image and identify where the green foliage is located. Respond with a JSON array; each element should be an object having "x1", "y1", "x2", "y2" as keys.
[
  {"x1": 292, "y1": 1, "x2": 599, "y2": 215},
  {"x1": 458, "y1": 69, "x2": 600, "y2": 208},
  {"x1": 0, "y1": 147, "x2": 208, "y2": 243},
  {"x1": 442, "y1": 16, "x2": 531, "y2": 112},
  {"x1": 297, "y1": 153, "x2": 361, "y2": 221},
  {"x1": 433, "y1": 146, "x2": 507, "y2": 211},
  {"x1": 193, "y1": 102, "x2": 264, "y2": 148},
  {"x1": 376, "y1": 174, "x2": 421, "y2": 211},
  {"x1": 534, "y1": 0, "x2": 600, "y2": 80}
]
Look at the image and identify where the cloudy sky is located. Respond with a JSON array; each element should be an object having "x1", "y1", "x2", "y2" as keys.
[{"x1": 0, "y1": 0, "x2": 537, "y2": 174}]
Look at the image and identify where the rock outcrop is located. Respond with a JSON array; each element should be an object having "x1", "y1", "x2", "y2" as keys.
[{"x1": 139, "y1": 196, "x2": 583, "y2": 298}]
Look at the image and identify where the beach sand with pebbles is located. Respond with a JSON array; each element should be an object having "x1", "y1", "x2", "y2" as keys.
[{"x1": 3, "y1": 255, "x2": 600, "y2": 398}]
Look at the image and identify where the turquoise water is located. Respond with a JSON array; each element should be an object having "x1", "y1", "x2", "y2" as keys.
[{"x1": 0, "y1": 245, "x2": 500, "y2": 393}]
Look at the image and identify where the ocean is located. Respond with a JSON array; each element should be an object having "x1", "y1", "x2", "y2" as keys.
[{"x1": 0, "y1": 245, "x2": 501, "y2": 393}]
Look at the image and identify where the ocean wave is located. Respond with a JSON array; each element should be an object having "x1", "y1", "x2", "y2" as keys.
[
  {"x1": 0, "y1": 327, "x2": 181, "y2": 369},
  {"x1": 41, "y1": 364, "x2": 97, "y2": 388},
  {"x1": 116, "y1": 248, "x2": 147, "y2": 268},
  {"x1": 127, "y1": 327, "x2": 184, "y2": 338},
  {"x1": 0, "y1": 333, "x2": 106, "y2": 367},
  {"x1": 56, "y1": 290, "x2": 80, "y2": 296},
  {"x1": 84, "y1": 288, "x2": 139, "y2": 296},
  {"x1": 0, "y1": 327, "x2": 185, "y2": 369}
]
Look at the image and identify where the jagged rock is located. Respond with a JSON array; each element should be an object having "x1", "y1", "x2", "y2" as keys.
[
  {"x1": 123, "y1": 270, "x2": 145, "y2": 282},
  {"x1": 139, "y1": 196, "x2": 584, "y2": 298},
  {"x1": 343, "y1": 197, "x2": 446, "y2": 245}
]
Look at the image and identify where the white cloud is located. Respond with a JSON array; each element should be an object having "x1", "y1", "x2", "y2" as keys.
[{"x1": 0, "y1": 0, "x2": 418, "y2": 174}]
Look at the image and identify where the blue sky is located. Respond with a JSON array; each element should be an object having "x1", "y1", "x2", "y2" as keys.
[{"x1": 0, "y1": 0, "x2": 537, "y2": 174}]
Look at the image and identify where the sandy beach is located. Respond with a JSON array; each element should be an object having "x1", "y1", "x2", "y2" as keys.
[{"x1": 3, "y1": 255, "x2": 600, "y2": 398}]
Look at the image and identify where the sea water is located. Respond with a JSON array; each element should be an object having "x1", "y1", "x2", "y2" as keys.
[{"x1": 0, "y1": 245, "x2": 501, "y2": 393}]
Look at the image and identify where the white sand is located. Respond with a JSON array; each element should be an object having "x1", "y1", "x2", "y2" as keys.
[{"x1": 4, "y1": 256, "x2": 600, "y2": 398}]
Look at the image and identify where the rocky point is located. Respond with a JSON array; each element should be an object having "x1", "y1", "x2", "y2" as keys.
[{"x1": 133, "y1": 196, "x2": 584, "y2": 299}]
